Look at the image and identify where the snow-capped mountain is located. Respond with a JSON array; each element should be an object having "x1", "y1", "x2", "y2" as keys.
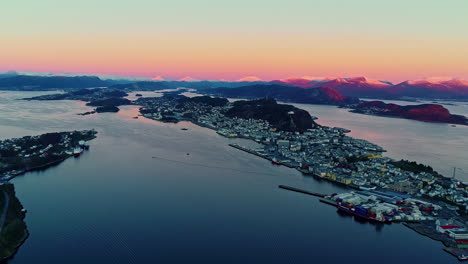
[{"x1": 272, "y1": 76, "x2": 468, "y2": 99}]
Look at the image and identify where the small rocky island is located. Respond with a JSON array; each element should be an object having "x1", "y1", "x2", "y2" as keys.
[
  {"x1": 0, "y1": 184, "x2": 28, "y2": 262},
  {"x1": 24, "y1": 88, "x2": 131, "y2": 115},
  {"x1": 0, "y1": 130, "x2": 97, "y2": 182},
  {"x1": 23, "y1": 88, "x2": 128, "y2": 101},
  {"x1": 349, "y1": 101, "x2": 468, "y2": 125}
]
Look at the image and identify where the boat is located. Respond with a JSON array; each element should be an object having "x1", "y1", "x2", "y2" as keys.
[
  {"x1": 359, "y1": 184, "x2": 377, "y2": 191},
  {"x1": 337, "y1": 204, "x2": 390, "y2": 223},
  {"x1": 459, "y1": 254, "x2": 467, "y2": 261},
  {"x1": 79, "y1": 140, "x2": 90, "y2": 149},
  {"x1": 271, "y1": 158, "x2": 282, "y2": 165},
  {"x1": 73, "y1": 147, "x2": 83, "y2": 157},
  {"x1": 83, "y1": 142, "x2": 90, "y2": 150}
]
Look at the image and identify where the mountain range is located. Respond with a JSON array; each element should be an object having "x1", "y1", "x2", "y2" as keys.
[
  {"x1": 202, "y1": 84, "x2": 359, "y2": 105},
  {"x1": 0, "y1": 75, "x2": 109, "y2": 90},
  {"x1": 273, "y1": 77, "x2": 468, "y2": 99},
  {"x1": 1, "y1": 71, "x2": 467, "y2": 100}
]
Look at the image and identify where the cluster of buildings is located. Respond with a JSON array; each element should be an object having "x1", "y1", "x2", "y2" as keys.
[
  {"x1": 326, "y1": 190, "x2": 442, "y2": 222},
  {"x1": 99, "y1": 94, "x2": 468, "y2": 260},
  {"x1": 137, "y1": 95, "x2": 468, "y2": 215},
  {"x1": 0, "y1": 130, "x2": 96, "y2": 182}
]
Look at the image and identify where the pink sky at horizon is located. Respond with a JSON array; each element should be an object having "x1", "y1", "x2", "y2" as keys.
[
  {"x1": 2, "y1": 66, "x2": 467, "y2": 84},
  {"x1": 2, "y1": 1, "x2": 468, "y2": 83},
  {"x1": 2, "y1": 32, "x2": 467, "y2": 84}
]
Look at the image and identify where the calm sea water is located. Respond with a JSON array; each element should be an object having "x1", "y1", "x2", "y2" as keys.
[{"x1": 0, "y1": 91, "x2": 459, "y2": 263}]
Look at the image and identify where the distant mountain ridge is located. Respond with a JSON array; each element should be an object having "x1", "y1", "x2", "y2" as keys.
[
  {"x1": 1, "y1": 72, "x2": 467, "y2": 100},
  {"x1": 0, "y1": 75, "x2": 109, "y2": 90},
  {"x1": 202, "y1": 84, "x2": 359, "y2": 105},
  {"x1": 273, "y1": 77, "x2": 468, "y2": 99}
]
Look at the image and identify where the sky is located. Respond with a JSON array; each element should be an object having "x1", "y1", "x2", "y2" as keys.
[{"x1": 1, "y1": 0, "x2": 468, "y2": 82}]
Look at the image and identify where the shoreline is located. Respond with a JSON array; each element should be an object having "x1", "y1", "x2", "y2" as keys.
[
  {"x1": 0, "y1": 184, "x2": 29, "y2": 262},
  {"x1": 0, "y1": 134, "x2": 96, "y2": 183},
  {"x1": 137, "y1": 104, "x2": 468, "y2": 261},
  {"x1": 0, "y1": 132, "x2": 97, "y2": 261}
]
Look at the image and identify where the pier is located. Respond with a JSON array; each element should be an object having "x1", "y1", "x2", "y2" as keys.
[{"x1": 278, "y1": 185, "x2": 326, "y2": 198}]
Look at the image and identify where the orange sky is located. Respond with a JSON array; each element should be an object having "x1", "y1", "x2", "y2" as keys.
[
  {"x1": 3, "y1": 1, "x2": 468, "y2": 82},
  {"x1": 2, "y1": 32, "x2": 467, "y2": 82}
]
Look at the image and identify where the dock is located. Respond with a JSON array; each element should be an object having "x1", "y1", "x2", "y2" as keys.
[
  {"x1": 319, "y1": 198, "x2": 338, "y2": 207},
  {"x1": 229, "y1": 143, "x2": 269, "y2": 161},
  {"x1": 278, "y1": 185, "x2": 326, "y2": 198}
]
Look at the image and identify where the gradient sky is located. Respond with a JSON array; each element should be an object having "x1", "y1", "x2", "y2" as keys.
[{"x1": 1, "y1": 0, "x2": 468, "y2": 82}]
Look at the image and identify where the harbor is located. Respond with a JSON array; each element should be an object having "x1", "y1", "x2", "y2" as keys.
[
  {"x1": 280, "y1": 184, "x2": 468, "y2": 260},
  {"x1": 134, "y1": 94, "x2": 468, "y2": 261},
  {"x1": 0, "y1": 90, "x2": 462, "y2": 263},
  {"x1": 0, "y1": 130, "x2": 96, "y2": 182}
]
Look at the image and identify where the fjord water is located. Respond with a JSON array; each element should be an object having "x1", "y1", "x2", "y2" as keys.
[{"x1": 0, "y1": 92, "x2": 459, "y2": 263}]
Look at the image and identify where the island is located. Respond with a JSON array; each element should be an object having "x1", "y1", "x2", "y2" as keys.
[
  {"x1": 23, "y1": 88, "x2": 128, "y2": 101},
  {"x1": 25, "y1": 88, "x2": 131, "y2": 115},
  {"x1": 135, "y1": 94, "x2": 468, "y2": 260},
  {"x1": 86, "y1": 97, "x2": 131, "y2": 107},
  {"x1": 96, "y1": 105, "x2": 120, "y2": 113},
  {"x1": 348, "y1": 101, "x2": 468, "y2": 125},
  {"x1": 0, "y1": 130, "x2": 97, "y2": 182}
]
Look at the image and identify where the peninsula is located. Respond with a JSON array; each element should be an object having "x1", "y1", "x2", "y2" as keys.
[
  {"x1": 0, "y1": 130, "x2": 97, "y2": 182},
  {"x1": 136, "y1": 94, "x2": 468, "y2": 260},
  {"x1": 17, "y1": 91, "x2": 468, "y2": 260},
  {"x1": 0, "y1": 130, "x2": 97, "y2": 260}
]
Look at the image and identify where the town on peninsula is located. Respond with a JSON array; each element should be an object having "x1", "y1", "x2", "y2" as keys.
[{"x1": 1, "y1": 88, "x2": 467, "y2": 261}]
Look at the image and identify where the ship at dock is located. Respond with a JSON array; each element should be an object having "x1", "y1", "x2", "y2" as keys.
[
  {"x1": 78, "y1": 140, "x2": 90, "y2": 150},
  {"x1": 320, "y1": 190, "x2": 439, "y2": 223},
  {"x1": 73, "y1": 147, "x2": 83, "y2": 157},
  {"x1": 337, "y1": 204, "x2": 391, "y2": 223}
]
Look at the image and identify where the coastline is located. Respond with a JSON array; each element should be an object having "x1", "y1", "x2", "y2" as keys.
[
  {"x1": 0, "y1": 133, "x2": 97, "y2": 182},
  {"x1": 136, "y1": 101, "x2": 468, "y2": 261},
  {"x1": 0, "y1": 131, "x2": 97, "y2": 261}
]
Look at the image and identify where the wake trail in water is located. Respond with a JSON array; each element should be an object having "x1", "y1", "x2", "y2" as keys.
[{"x1": 151, "y1": 155, "x2": 284, "y2": 177}]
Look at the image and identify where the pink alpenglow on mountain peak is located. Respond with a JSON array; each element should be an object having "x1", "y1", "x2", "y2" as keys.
[
  {"x1": 152, "y1": 76, "x2": 165, "y2": 81},
  {"x1": 407, "y1": 77, "x2": 468, "y2": 86},
  {"x1": 273, "y1": 76, "x2": 391, "y2": 89},
  {"x1": 179, "y1": 76, "x2": 198, "y2": 82}
]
